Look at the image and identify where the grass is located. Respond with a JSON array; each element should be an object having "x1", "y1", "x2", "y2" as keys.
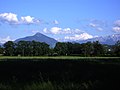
[
  {"x1": 0, "y1": 56, "x2": 120, "y2": 89},
  {"x1": 0, "y1": 56, "x2": 119, "y2": 60},
  {"x1": 0, "y1": 56, "x2": 120, "y2": 64},
  {"x1": 0, "y1": 81, "x2": 95, "y2": 90}
]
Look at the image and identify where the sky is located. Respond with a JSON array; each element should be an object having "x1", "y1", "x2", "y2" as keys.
[{"x1": 0, "y1": 0, "x2": 120, "y2": 43}]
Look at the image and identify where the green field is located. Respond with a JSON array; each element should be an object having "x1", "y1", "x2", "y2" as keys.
[
  {"x1": 0, "y1": 56, "x2": 119, "y2": 60},
  {"x1": 0, "y1": 56, "x2": 120, "y2": 90}
]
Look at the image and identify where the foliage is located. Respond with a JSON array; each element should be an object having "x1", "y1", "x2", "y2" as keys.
[
  {"x1": 3, "y1": 41, "x2": 50, "y2": 56},
  {"x1": 113, "y1": 40, "x2": 120, "y2": 56},
  {"x1": 2, "y1": 40, "x2": 120, "y2": 56},
  {"x1": 54, "y1": 42, "x2": 68, "y2": 55},
  {"x1": 0, "y1": 45, "x2": 4, "y2": 55},
  {"x1": 4, "y1": 41, "x2": 15, "y2": 56}
]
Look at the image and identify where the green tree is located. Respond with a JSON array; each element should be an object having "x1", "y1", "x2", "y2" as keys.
[
  {"x1": 93, "y1": 41, "x2": 104, "y2": 56},
  {"x1": 54, "y1": 42, "x2": 68, "y2": 55},
  {"x1": 66, "y1": 42, "x2": 73, "y2": 55},
  {"x1": 81, "y1": 42, "x2": 93, "y2": 56},
  {"x1": 4, "y1": 41, "x2": 15, "y2": 56},
  {"x1": 15, "y1": 41, "x2": 29, "y2": 56},
  {"x1": 113, "y1": 40, "x2": 120, "y2": 56},
  {"x1": 41, "y1": 42, "x2": 50, "y2": 55},
  {"x1": 31, "y1": 41, "x2": 43, "y2": 56},
  {"x1": 72, "y1": 43, "x2": 82, "y2": 56},
  {"x1": 0, "y1": 45, "x2": 4, "y2": 55}
]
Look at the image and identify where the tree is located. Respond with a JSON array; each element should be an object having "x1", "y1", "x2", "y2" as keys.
[
  {"x1": 0, "y1": 45, "x2": 4, "y2": 55},
  {"x1": 93, "y1": 41, "x2": 104, "y2": 56},
  {"x1": 72, "y1": 43, "x2": 82, "y2": 56},
  {"x1": 66, "y1": 42, "x2": 73, "y2": 55},
  {"x1": 41, "y1": 42, "x2": 50, "y2": 55},
  {"x1": 81, "y1": 42, "x2": 93, "y2": 56},
  {"x1": 113, "y1": 40, "x2": 120, "y2": 56},
  {"x1": 15, "y1": 41, "x2": 30, "y2": 56},
  {"x1": 4, "y1": 41, "x2": 15, "y2": 56},
  {"x1": 54, "y1": 42, "x2": 68, "y2": 55}
]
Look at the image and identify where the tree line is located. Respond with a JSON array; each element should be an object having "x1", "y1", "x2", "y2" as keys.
[{"x1": 0, "y1": 40, "x2": 120, "y2": 56}]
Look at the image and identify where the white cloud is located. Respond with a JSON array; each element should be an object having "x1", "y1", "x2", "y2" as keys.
[
  {"x1": 50, "y1": 27, "x2": 62, "y2": 34},
  {"x1": 74, "y1": 29, "x2": 84, "y2": 33},
  {"x1": 0, "y1": 12, "x2": 40, "y2": 25},
  {"x1": 62, "y1": 28, "x2": 72, "y2": 34},
  {"x1": 0, "y1": 36, "x2": 12, "y2": 44},
  {"x1": 113, "y1": 20, "x2": 120, "y2": 32},
  {"x1": 0, "y1": 13, "x2": 18, "y2": 24},
  {"x1": 113, "y1": 27, "x2": 120, "y2": 32},
  {"x1": 43, "y1": 27, "x2": 84, "y2": 34},
  {"x1": 65, "y1": 33, "x2": 93, "y2": 41},
  {"x1": 20, "y1": 16, "x2": 40, "y2": 24},
  {"x1": 21, "y1": 16, "x2": 34, "y2": 24},
  {"x1": 89, "y1": 23, "x2": 96, "y2": 27},
  {"x1": 53, "y1": 20, "x2": 59, "y2": 24},
  {"x1": 43, "y1": 28, "x2": 49, "y2": 33}
]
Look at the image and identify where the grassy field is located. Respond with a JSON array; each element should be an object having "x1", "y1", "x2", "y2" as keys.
[
  {"x1": 0, "y1": 56, "x2": 120, "y2": 90},
  {"x1": 0, "y1": 56, "x2": 119, "y2": 60}
]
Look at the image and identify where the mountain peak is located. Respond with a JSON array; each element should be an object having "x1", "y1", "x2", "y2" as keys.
[
  {"x1": 34, "y1": 32, "x2": 44, "y2": 37},
  {"x1": 15, "y1": 32, "x2": 57, "y2": 47}
]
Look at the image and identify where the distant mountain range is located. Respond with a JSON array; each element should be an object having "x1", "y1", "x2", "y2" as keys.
[
  {"x1": 3, "y1": 33, "x2": 119, "y2": 48},
  {"x1": 76, "y1": 34, "x2": 120, "y2": 45},
  {"x1": 15, "y1": 33, "x2": 58, "y2": 48}
]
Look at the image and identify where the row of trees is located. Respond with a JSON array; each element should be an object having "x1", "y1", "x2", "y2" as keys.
[
  {"x1": 0, "y1": 41, "x2": 49, "y2": 56},
  {"x1": 0, "y1": 40, "x2": 120, "y2": 56},
  {"x1": 54, "y1": 41, "x2": 120, "y2": 56}
]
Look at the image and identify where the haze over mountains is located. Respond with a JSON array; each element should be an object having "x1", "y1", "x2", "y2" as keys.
[
  {"x1": 0, "y1": 32, "x2": 118, "y2": 47},
  {"x1": 14, "y1": 32, "x2": 120, "y2": 47},
  {"x1": 77, "y1": 34, "x2": 120, "y2": 45}
]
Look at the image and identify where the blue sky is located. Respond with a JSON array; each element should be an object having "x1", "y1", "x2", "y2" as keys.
[{"x1": 0, "y1": 0, "x2": 120, "y2": 43}]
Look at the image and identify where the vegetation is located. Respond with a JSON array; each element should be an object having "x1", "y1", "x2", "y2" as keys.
[
  {"x1": 0, "y1": 40, "x2": 120, "y2": 57},
  {"x1": 0, "y1": 81, "x2": 99, "y2": 90},
  {"x1": 0, "y1": 58, "x2": 120, "y2": 90},
  {"x1": 0, "y1": 40, "x2": 119, "y2": 89}
]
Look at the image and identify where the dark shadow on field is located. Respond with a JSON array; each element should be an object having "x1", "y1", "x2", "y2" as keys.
[{"x1": 0, "y1": 59, "x2": 120, "y2": 89}]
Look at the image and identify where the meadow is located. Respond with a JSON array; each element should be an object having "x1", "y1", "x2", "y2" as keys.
[{"x1": 0, "y1": 56, "x2": 120, "y2": 90}]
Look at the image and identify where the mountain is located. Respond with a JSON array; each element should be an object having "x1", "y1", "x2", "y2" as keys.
[
  {"x1": 15, "y1": 33, "x2": 58, "y2": 47},
  {"x1": 77, "y1": 34, "x2": 120, "y2": 45},
  {"x1": 0, "y1": 43, "x2": 2, "y2": 46}
]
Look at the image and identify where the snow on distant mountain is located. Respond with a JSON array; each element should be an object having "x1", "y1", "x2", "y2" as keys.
[
  {"x1": 76, "y1": 34, "x2": 120, "y2": 45},
  {"x1": 15, "y1": 33, "x2": 58, "y2": 47}
]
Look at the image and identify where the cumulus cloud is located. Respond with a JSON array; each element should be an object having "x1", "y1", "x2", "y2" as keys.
[
  {"x1": 113, "y1": 20, "x2": 120, "y2": 32},
  {"x1": 63, "y1": 28, "x2": 71, "y2": 34},
  {"x1": 43, "y1": 27, "x2": 84, "y2": 34},
  {"x1": 21, "y1": 16, "x2": 40, "y2": 24},
  {"x1": 0, "y1": 36, "x2": 12, "y2": 44},
  {"x1": 65, "y1": 33, "x2": 93, "y2": 41},
  {"x1": 113, "y1": 27, "x2": 120, "y2": 32},
  {"x1": 50, "y1": 27, "x2": 62, "y2": 34},
  {"x1": 21, "y1": 16, "x2": 34, "y2": 24},
  {"x1": 0, "y1": 13, "x2": 18, "y2": 24},
  {"x1": 0, "y1": 12, "x2": 40, "y2": 25}
]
